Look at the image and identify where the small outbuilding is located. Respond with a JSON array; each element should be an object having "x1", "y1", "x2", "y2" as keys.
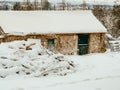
[{"x1": 0, "y1": 11, "x2": 107, "y2": 55}]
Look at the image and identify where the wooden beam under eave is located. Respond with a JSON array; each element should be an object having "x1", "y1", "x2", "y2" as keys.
[{"x1": 0, "y1": 26, "x2": 5, "y2": 35}]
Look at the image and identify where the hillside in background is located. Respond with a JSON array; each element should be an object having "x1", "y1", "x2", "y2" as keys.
[{"x1": 93, "y1": 5, "x2": 120, "y2": 38}]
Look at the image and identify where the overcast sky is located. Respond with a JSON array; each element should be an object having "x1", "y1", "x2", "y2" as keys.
[{"x1": 1, "y1": 0, "x2": 119, "y2": 5}]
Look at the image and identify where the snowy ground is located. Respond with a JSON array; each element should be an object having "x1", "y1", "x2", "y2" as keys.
[{"x1": 0, "y1": 40, "x2": 120, "y2": 90}]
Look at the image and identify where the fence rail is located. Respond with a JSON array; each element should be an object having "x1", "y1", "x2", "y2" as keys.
[{"x1": 109, "y1": 41, "x2": 120, "y2": 52}]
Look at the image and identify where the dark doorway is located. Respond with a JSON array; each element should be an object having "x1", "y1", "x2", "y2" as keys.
[
  {"x1": 48, "y1": 39, "x2": 54, "y2": 51},
  {"x1": 78, "y1": 34, "x2": 89, "y2": 55}
]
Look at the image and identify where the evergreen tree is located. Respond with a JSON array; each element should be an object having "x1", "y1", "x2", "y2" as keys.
[{"x1": 13, "y1": 2, "x2": 21, "y2": 10}]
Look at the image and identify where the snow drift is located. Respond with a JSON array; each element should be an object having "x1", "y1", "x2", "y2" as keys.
[{"x1": 0, "y1": 39, "x2": 77, "y2": 78}]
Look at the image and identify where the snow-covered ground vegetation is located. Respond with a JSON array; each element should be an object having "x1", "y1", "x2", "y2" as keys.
[{"x1": 0, "y1": 39, "x2": 120, "y2": 90}]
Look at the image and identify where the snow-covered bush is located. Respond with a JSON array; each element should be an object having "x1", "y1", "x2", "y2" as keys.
[{"x1": 0, "y1": 39, "x2": 77, "y2": 78}]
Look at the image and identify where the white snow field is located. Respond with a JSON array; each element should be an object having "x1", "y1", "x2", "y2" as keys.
[{"x1": 0, "y1": 39, "x2": 120, "y2": 90}]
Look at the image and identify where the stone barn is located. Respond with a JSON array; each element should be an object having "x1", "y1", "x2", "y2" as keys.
[{"x1": 0, "y1": 11, "x2": 107, "y2": 55}]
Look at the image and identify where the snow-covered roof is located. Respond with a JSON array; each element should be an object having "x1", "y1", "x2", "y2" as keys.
[{"x1": 0, "y1": 10, "x2": 107, "y2": 34}]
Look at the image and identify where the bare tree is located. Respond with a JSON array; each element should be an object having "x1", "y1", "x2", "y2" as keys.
[
  {"x1": 41, "y1": 0, "x2": 51, "y2": 10},
  {"x1": 62, "y1": 0, "x2": 66, "y2": 10},
  {"x1": 34, "y1": 0, "x2": 38, "y2": 10}
]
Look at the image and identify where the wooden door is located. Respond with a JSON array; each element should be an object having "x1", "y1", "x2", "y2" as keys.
[{"x1": 78, "y1": 34, "x2": 89, "y2": 55}]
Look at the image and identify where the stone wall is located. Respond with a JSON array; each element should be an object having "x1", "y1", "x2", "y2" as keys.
[
  {"x1": 88, "y1": 33, "x2": 106, "y2": 53},
  {"x1": 0, "y1": 38, "x2": 4, "y2": 43},
  {"x1": 27, "y1": 34, "x2": 78, "y2": 55},
  {"x1": 4, "y1": 35, "x2": 25, "y2": 42},
  {"x1": 0, "y1": 34, "x2": 78, "y2": 55},
  {"x1": 55, "y1": 34, "x2": 78, "y2": 55},
  {"x1": 0, "y1": 33, "x2": 106, "y2": 55}
]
